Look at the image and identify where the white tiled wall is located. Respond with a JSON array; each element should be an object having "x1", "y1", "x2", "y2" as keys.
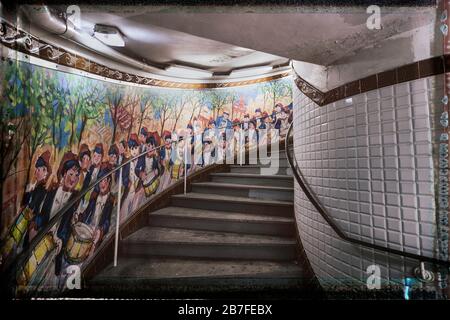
[{"x1": 293, "y1": 75, "x2": 443, "y2": 290}]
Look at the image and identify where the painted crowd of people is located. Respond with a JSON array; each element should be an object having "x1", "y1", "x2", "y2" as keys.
[{"x1": 0, "y1": 101, "x2": 292, "y2": 290}]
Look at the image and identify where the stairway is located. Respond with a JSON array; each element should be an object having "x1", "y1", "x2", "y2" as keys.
[{"x1": 86, "y1": 149, "x2": 321, "y2": 298}]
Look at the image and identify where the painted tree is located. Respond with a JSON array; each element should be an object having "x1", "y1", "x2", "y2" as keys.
[
  {"x1": 23, "y1": 67, "x2": 53, "y2": 193},
  {"x1": 60, "y1": 74, "x2": 83, "y2": 148},
  {"x1": 228, "y1": 89, "x2": 239, "y2": 120},
  {"x1": 152, "y1": 91, "x2": 176, "y2": 137},
  {"x1": 260, "y1": 79, "x2": 292, "y2": 108},
  {"x1": 205, "y1": 90, "x2": 232, "y2": 120},
  {"x1": 77, "y1": 83, "x2": 107, "y2": 147},
  {"x1": 185, "y1": 91, "x2": 207, "y2": 123},
  {"x1": 123, "y1": 88, "x2": 141, "y2": 140},
  {"x1": 0, "y1": 60, "x2": 29, "y2": 216},
  {"x1": 106, "y1": 85, "x2": 125, "y2": 144},
  {"x1": 136, "y1": 91, "x2": 154, "y2": 135},
  {"x1": 42, "y1": 73, "x2": 64, "y2": 152},
  {"x1": 171, "y1": 91, "x2": 189, "y2": 131}
]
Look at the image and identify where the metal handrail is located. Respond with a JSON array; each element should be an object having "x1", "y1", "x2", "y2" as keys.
[
  {"x1": 2, "y1": 108, "x2": 291, "y2": 285},
  {"x1": 1, "y1": 138, "x2": 181, "y2": 279},
  {"x1": 284, "y1": 121, "x2": 450, "y2": 267}
]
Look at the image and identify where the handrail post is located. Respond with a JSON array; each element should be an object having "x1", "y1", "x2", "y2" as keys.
[
  {"x1": 184, "y1": 137, "x2": 188, "y2": 195},
  {"x1": 114, "y1": 167, "x2": 123, "y2": 267},
  {"x1": 239, "y1": 130, "x2": 243, "y2": 166}
]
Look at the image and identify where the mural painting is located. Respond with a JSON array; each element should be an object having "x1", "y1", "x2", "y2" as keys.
[{"x1": 0, "y1": 58, "x2": 292, "y2": 294}]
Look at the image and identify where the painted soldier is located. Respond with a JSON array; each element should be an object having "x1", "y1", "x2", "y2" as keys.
[
  {"x1": 35, "y1": 152, "x2": 81, "y2": 233},
  {"x1": 107, "y1": 144, "x2": 120, "y2": 195},
  {"x1": 120, "y1": 134, "x2": 141, "y2": 218},
  {"x1": 242, "y1": 113, "x2": 250, "y2": 131},
  {"x1": 82, "y1": 143, "x2": 104, "y2": 190},
  {"x1": 136, "y1": 134, "x2": 163, "y2": 198},
  {"x1": 76, "y1": 144, "x2": 91, "y2": 191},
  {"x1": 139, "y1": 127, "x2": 149, "y2": 151},
  {"x1": 74, "y1": 164, "x2": 115, "y2": 252},
  {"x1": 271, "y1": 102, "x2": 284, "y2": 125},
  {"x1": 0, "y1": 151, "x2": 52, "y2": 261},
  {"x1": 202, "y1": 119, "x2": 217, "y2": 166},
  {"x1": 254, "y1": 108, "x2": 264, "y2": 129},
  {"x1": 216, "y1": 110, "x2": 232, "y2": 130},
  {"x1": 117, "y1": 140, "x2": 127, "y2": 166},
  {"x1": 275, "y1": 106, "x2": 291, "y2": 137},
  {"x1": 160, "y1": 130, "x2": 173, "y2": 169},
  {"x1": 34, "y1": 152, "x2": 81, "y2": 276}
]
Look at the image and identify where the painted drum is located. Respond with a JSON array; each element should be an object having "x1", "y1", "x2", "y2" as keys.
[
  {"x1": 11, "y1": 207, "x2": 34, "y2": 243},
  {"x1": 16, "y1": 233, "x2": 55, "y2": 286},
  {"x1": 143, "y1": 175, "x2": 160, "y2": 197},
  {"x1": 171, "y1": 163, "x2": 183, "y2": 180},
  {"x1": 64, "y1": 222, "x2": 94, "y2": 264}
]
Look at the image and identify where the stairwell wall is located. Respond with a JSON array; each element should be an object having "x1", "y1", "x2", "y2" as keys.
[{"x1": 293, "y1": 74, "x2": 447, "y2": 293}]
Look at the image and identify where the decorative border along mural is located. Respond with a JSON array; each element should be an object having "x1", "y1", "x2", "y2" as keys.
[
  {"x1": 293, "y1": 55, "x2": 449, "y2": 106},
  {"x1": 0, "y1": 20, "x2": 290, "y2": 89}
]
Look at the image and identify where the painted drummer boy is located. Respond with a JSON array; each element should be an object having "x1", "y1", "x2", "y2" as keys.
[
  {"x1": 72, "y1": 164, "x2": 115, "y2": 253},
  {"x1": 0, "y1": 151, "x2": 52, "y2": 261},
  {"x1": 136, "y1": 134, "x2": 163, "y2": 198},
  {"x1": 33, "y1": 152, "x2": 81, "y2": 277}
]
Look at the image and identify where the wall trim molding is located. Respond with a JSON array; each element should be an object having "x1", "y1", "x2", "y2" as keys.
[
  {"x1": 0, "y1": 20, "x2": 290, "y2": 89},
  {"x1": 293, "y1": 55, "x2": 448, "y2": 106}
]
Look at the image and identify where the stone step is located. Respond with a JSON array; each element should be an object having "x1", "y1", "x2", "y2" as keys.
[
  {"x1": 87, "y1": 257, "x2": 317, "y2": 299},
  {"x1": 120, "y1": 226, "x2": 297, "y2": 261},
  {"x1": 170, "y1": 193, "x2": 293, "y2": 217},
  {"x1": 148, "y1": 206, "x2": 295, "y2": 236},
  {"x1": 191, "y1": 181, "x2": 294, "y2": 201},
  {"x1": 237, "y1": 157, "x2": 290, "y2": 167},
  {"x1": 210, "y1": 172, "x2": 294, "y2": 187},
  {"x1": 229, "y1": 164, "x2": 291, "y2": 176}
]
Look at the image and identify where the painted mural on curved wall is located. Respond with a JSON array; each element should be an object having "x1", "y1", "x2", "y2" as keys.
[{"x1": 0, "y1": 58, "x2": 292, "y2": 295}]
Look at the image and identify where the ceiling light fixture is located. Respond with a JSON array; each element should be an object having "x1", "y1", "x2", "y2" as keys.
[
  {"x1": 165, "y1": 64, "x2": 213, "y2": 78},
  {"x1": 93, "y1": 24, "x2": 125, "y2": 47}
]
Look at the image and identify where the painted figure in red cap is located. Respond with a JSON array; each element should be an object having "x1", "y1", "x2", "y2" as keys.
[{"x1": 0, "y1": 150, "x2": 52, "y2": 261}]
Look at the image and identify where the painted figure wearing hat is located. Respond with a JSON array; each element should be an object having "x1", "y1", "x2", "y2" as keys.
[
  {"x1": 160, "y1": 130, "x2": 173, "y2": 169},
  {"x1": 35, "y1": 152, "x2": 81, "y2": 234},
  {"x1": 75, "y1": 144, "x2": 91, "y2": 192},
  {"x1": 107, "y1": 144, "x2": 120, "y2": 196},
  {"x1": 120, "y1": 133, "x2": 141, "y2": 218},
  {"x1": 170, "y1": 134, "x2": 190, "y2": 182},
  {"x1": 73, "y1": 163, "x2": 115, "y2": 254},
  {"x1": 248, "y1": 119, "x2": 259, "y2": 147},
  {"x1": 275, "y1": 106, "x2": 291, "y2": 137},
  {"x1": 202, "y1": 120, "x2": 217, "y2": 166},
  {"x1": 136, "y1": 134, "x2": 163, "y2": 198},
  {"x1": 82, "y1": 143, "x2": 104, "y2": 191},
  {"x1": 254, "y1": 108, "x2": 264, "y2": 129},
  {"x1": 216, "y1": 110, "x2": 232, "y2": 130},
  {"x1": 159, "y1": 130, "x2": 175, "y2": 189},
  {"x1": 139, "y1": 127, "x2": 149, "y2": 145},
  {"x1": 30, "y1": 152, "x2": 81, "y2": 279},
  {"x1": 0, "y1": 151, "x2": 52, "y2": 261},
  {"x1": 117, "y1": 140, "x2": 127, "y2": 166}
]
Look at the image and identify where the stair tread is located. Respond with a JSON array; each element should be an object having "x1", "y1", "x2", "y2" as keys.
[
  {"x1": 171, "y1": 192, "x2": 293, "y2": 206},
  {"x1": 93, "y1": 257, "x2": 304, "y2": 281},
  {"x1": 211, "y1": 172, "x2": 293, "y2": 179},
  {"x1": 123, "y1": 226, "x2": 296, "y2": 245},
  {"x1": 192, "y1": 181, "x2": 294, "y2": 191},
  {"x1": 149, "y1": 206, "x2": 294, "y2": 223},
  {"x1": 229, "y1": 164, "x2": 289, "y2": 168}
]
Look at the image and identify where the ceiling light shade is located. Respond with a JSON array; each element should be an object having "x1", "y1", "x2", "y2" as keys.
[
  {"x1": 165, "y1": 65, "x2": 213, "y2": 78},
  {"x1": 93, "y1": 24, "x2": 125, "y2": 47},
  {"x1": 230, "y1": 65, "x2": 274, "y2": 76}
]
